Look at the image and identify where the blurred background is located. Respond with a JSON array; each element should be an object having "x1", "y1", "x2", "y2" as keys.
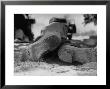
[{"x1": 14, "y1": 14, "x2": 97, "y2": 42}]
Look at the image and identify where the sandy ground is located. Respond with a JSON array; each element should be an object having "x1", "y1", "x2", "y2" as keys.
[
  {"x1": 14, "y1": 43, "x2": 97, "y2": 76},
  {"x1": 14, "y1": 60, "x2": 97, "y2": 76}
]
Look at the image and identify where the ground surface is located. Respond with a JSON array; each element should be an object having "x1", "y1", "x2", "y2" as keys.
[{"x1": 14, "y1": 42, "x2": 97, "y2": 76}]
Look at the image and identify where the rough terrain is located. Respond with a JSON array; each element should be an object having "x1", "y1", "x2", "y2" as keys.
[{"x1": 14, "y1": 42, "x2": 97, "y2": 76}]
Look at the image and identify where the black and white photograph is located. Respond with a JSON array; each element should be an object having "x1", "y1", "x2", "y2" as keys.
[
  {"x1": 3, "y1": 3, "x2": 107, "y2": 85},
  {"x1": 14, "y1": 14, "x2": 97, "y2": 76}
]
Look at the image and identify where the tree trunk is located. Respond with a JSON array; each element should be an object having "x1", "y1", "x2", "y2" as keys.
[{"x1": 58, "y1": 44, "x2": 97, "y2": 64}]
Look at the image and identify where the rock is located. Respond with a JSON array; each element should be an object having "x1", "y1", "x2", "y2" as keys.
[{"x1": 58, "y1": 44, "x2": 97, "y2": 64}]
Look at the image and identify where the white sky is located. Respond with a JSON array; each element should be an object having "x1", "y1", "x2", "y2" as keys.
[{"x1": 30, "y1": 14, "x2": 97, "y2": 39}]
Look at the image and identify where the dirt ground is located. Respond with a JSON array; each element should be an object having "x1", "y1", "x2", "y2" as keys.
[{"x1": 14, "y1": 43, "x2": 97, "y2": 76}]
